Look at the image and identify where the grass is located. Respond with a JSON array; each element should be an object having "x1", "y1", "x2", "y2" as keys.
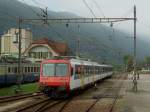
[{"x1": 0, "y1": 83, "x2": 39, "y2": 96}]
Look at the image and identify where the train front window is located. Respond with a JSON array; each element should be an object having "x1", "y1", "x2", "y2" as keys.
[{"x1": 42, "y1": 63, "x2": 68, "y2": 76}]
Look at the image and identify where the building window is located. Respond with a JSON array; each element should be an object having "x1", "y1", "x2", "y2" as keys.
[{"x1": 28, "y1": 51, "x2": 52, "y2": 59}]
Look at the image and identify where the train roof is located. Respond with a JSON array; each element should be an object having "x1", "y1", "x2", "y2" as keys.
[
  {"x1": 70, "y1": 58, "x2": 113, "y2": 67},
  {"x1": 41, "y1": 57, "x2": 113, "y2": 68},
  {"x1": 0, "y1": 63, "x2": 40, "y2": 67}
]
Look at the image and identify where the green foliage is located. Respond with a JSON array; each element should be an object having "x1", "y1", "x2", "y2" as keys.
[
  {"x1": 144, "y1": 56, "x2": 150, "y2": 64},
  {"x1": 0, "y1": 83, "x2": 39, "y2": 96},
  {"x1": 123, "y1": 55, "x2": 133, "y2": 72}
]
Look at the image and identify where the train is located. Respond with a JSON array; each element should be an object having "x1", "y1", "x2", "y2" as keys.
[
  {"x1": 0, "y1": 63, "x2": 40, "y2": 87},
  {"x1": 39, "y1": 57, "x2": 113, "y2": 97}
]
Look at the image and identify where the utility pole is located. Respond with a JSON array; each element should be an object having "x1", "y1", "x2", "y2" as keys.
[
  {"x1": 77, "y1": 25, "x2": 80, "y2": 57},
  {"x1": 133, "y1": 5, "x2": 137, "y2": 92},
  {"x1": 16, "y1": 17, "x2": 22, "y2": 92},
  {"x1": 77, "y1": 38, "x2": 80, "y2": 57},
  {"x1": 15, "y1": 9, "x2": 49, "y2": 92}
]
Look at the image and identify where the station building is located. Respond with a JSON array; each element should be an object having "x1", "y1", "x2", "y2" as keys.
[
  {"x1": 23, "y1": 38, "x2": 72, "y2": 62},
  {"x1": 0, "y1": 28, "x2": 72, "y2": 63}
]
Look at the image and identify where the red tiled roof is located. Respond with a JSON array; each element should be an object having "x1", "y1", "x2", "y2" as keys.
[{"x1": 29, "y1": 38, "x2": 69, "y2": 55}]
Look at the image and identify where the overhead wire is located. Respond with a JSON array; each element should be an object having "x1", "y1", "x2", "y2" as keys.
[
  {"x1": 81, "y1": 0, "x2": 124, "y2": 61},
  {"x1": 92, "y1": 0, "x2": 105, "y2": 18},
  {"x1": 82, "y1": 0, "x2": 96, "y2": 17},
  {"x1": 0, "y1": 11, "x2": 18, "y2": 21},
  {"x1": 17, "y1": 0, "x2": 66, "y2": 42},
  {"x1": 31, "y1": 0, "x2": 41, "y2": 6},
  {"x1": 32, "y1": 0, "x2": 47, "y2": 8},
  {"x1": 90, "y1": 0, "x2": 113, "y2": 46},
  {"x1": 113, "y1": 7, "x2": 133, "y2": 28}
]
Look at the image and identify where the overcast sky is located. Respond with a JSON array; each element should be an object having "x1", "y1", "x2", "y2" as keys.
[{"x1": 19, "y1": 0, "x2": 150, "y2": 39}]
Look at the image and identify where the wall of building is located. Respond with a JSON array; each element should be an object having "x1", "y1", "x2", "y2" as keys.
[{"x1": 0, "y1": 28, "x2": 33, "y2": 57}]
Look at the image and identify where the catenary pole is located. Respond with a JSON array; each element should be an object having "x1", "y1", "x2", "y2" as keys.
[
  {"x1": 133, "y1": 5, "x2": 137, "y2": 92},
  {"x1": 17, "y1": 17, "x2": 22, "y2": 91}
]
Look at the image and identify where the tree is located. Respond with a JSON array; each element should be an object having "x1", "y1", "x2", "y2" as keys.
[
  {"x1": 144, "y1": 56, "x2": 150, "y2": 65},
  {"x1": 123, "y1": 55, "x2": 133, "y2": 72}
]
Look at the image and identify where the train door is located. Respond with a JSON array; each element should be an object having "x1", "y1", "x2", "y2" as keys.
[
  {"x1": 70, "y1": 64, "x2": 81, "y2": 89},
  {"x1": 74, "y1": 62, "x2": 85, "y2": 89}
]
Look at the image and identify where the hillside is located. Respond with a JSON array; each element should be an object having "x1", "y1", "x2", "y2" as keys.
[{"x1": 0, "y1": 0, "x2": 150, "y2": 64}]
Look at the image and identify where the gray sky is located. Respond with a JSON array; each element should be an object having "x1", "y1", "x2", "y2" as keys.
[{"x1": 19, "y1": 0, "x2": 150, "y2": 39}]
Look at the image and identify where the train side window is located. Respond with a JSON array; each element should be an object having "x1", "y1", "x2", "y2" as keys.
[
  {"x1": 31, "y1": 67, "x2": 33, "y2": 73},
  {"x1": 28, "y1": 67, "x2": 30, "y2": 73},
  {"x1": 99, "y1": 67, "x2": 101, "y2": 74},
  {"x1": 97, "y1": 67, "x2": 100, "y2": 75},
  {"x1": 102, "y1": 68, "x2": 104, "y2": 73},
  {"x1": 95, "y1": 67, "x2": 97, "y2": 74},
  {"x1": 94, "y1": 67, "x2": 96, "y2": 74},
  {"x1": 92, "y1": 66, "x2": 94, "y2": 74},
  {"x1": 96, "y1": 67, "x2": 98, "y2": 74},
  {"x1": 104, "y1": 68, "x2": 106, "y2": 72},
  {"x1": 88, "y1": 67, "x2": 90, "y2": 75},
  {"x1": 93, "y1": 66, "x2": 96, "y2": 74},
  {"x1": 31, "y1": 67, "x2": 34, "y2": 73},
  {"x1": 25, "y1": 67, "x2": 28, "y2": 73},
  {"x1": 89, "y1": 66, "x2": 92, "y2": 74},
  {"x1": 30, "y1": 67, "x2": 32, "y2": 73},
  {"x1": 71, "y1": 67, "x2": 73, "y2": 76},
  {"x1": 106, "y1": 68, "x2": 108, "y2": 72},
  {"x1": 81, "y1": 65, "x2": 84, "y2": 76},
  {"x1": 85, "y1": 66, "x2": 88, "y2": 75},
  {"x1": 84, "y1": 67, "x2": 87, "y2": 76},
  {"x1": 99, "y1": 68, "x2": 101, "y2": 74},
  {"x1": 90, "y1": 66, "x2": 92, "y2": 75},
  {"x1": 86, "y1": 66, "x2": 89, "y2": 76},
  {"x1": 14, "y1": 67, "x2": 17, "y2": 73},
  {"x1": 34, "y1": 67, "x2": 37, "y2": 72},
  {"x1": 8, "y1": 67, "x2": 11, "y2": 73}
]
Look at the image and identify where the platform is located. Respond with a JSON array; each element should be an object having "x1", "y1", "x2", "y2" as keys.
[{"x1": 123, "y1": 74, "x2": 150, "y2": 112}]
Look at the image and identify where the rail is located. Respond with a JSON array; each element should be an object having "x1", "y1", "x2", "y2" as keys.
[{"x1": 0, "y1": 92, "x2": 44, "y2": 104}]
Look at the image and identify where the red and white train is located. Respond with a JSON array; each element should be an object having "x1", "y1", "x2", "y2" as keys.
[{"x1": 39, "y1": 57, "x2": 113, "y2": 97}]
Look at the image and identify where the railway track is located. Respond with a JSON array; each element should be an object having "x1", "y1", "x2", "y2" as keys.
[
  {"x1": 34, "y1": 100, "x2": 65, "y2": 112},
  {"x1": 15, "y1": 97, "x2": 52, "y2": 112},
  {"x1": 15, "y1": 90, "x2": 84, "y2": 112},
  {"x1": 31, "y1": 94, "x2": 79, "y2": 112},
  {"x1": 106, "y1": 81, "x2": 124, "y2": 112},
  {"x1": 1, "y1": 73, "x2": 126, "y2": 112},
  {"x1": 0, "y1": 92, "x2": 44, "y2": 104},
  {"x1": 85, "y1": 74, "x2": 125, "y2": 112},
  {"x1": 15, "y1": 98, "x2": 72, "y2": 112},
  {"x1": 32, "y1": 74, "x2": 126, "y2": 112}
]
